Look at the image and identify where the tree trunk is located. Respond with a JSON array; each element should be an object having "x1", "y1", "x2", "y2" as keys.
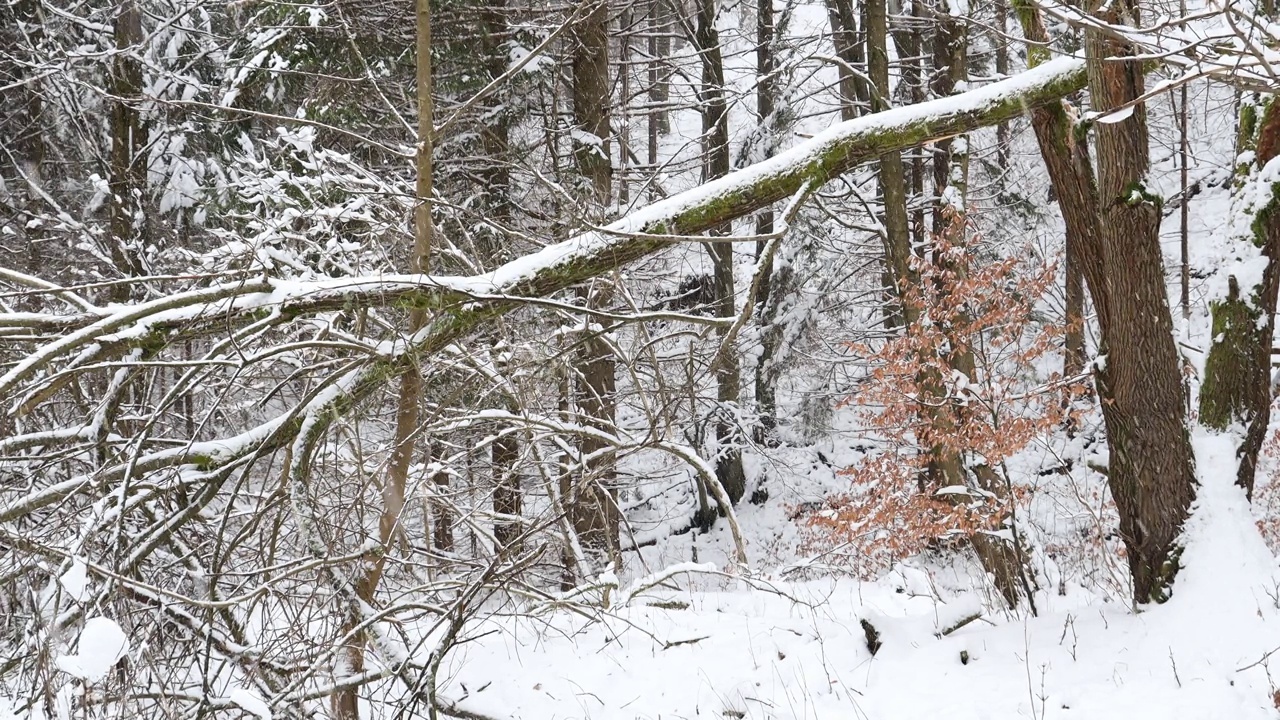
[
  {"x1": 649, "y1": 0, "x2": 672, "y2": 167},
  {"x1": 754, "y1": 0, "x2": 780, "y2": 443},
  {"x1": 1013, "y1": 5, "x2": 1099, "y2": 390},
  {"x1": 882, "y1": 2, "x2": 1034, "y2": 609},
  {"x1": 906, "y1": 1, "x2": 928, "y2": 247},
  {"x1": 694, "y1": 0, "x2": 748, "y2": 505},
  {"x1": 477, "y1": 0, "x2": 512, "y2": 266},
  {"x1": 1199, "y1": 96, "x2": 1280, "y2": 499},
  {"x1": 332, "y1": 0, "x2": 437, "y2": 715},
  {"x1": 870, "y1": 0, "x2": 913, "y2": 330},
  {"x1": 492, "y1": 426, "x2": 522, "y2": 551},
  {"x1": 1085, "y1": 3, "x2": 1196, "y2": 603},
  {"x1": 825, "y1": 0, "x2": 868, "y2": 120},
  {"x1": 994, "y1": 0, "x2": 1010, "y2": 177},
  {"x1": 928, "y1": 0, "x2": 966, "y2": 230},
  {"x1": 5, "y1": 0, "x2": 46, "y2": 277},
  {"x1": 1015, "y1": 0, "x2": 1196, "y2": 604},
  {"x1": 571, "y1": 0, "x2": 620, "y2": 554},
  {"x1": 477, "y1": 0, "x2": 523, "y2": 544},
  {"x1": 109, "y1": 0, "x2": 146, "y2": 301}
]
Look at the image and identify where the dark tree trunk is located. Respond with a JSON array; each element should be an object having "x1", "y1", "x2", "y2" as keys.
[
  {"x1": 477, "y1": 0, "x2": 512, "y2": 265},
  {"x1": 109, "y1": 0, "x2": 146, "y2": 301},
  {"x1": 825, "y1": 0, "x2": 868, "y2": 120},
  {"x1": 869, "y1": 0, "x2": 913, "y2": 330},
  {"x1": 571, "y1": 0, "x2": 620, "y2": 553},
  {"x1": 1084, "y1": 3, "x2": 1196, "y2": 603},
  {"x1": 1014, "y1": 6, "x2": 1089, "y2": 381},
  {"x1": 754, "y1": 0, "x2": 780, "y2": 442},
  {"x1": 994, "y1": 0, "x2": 1010, "y2": 176},
  {"x1": 694, "y1": 0, "x2": 748, "y2": 505},
  {"x1": 928, "y1": 0, "x2": 966, "y2": 230},
  {"x1": 1019, "y1": 2, "x2": 1194, "y2": 604},
  {"x1": 476, "y1": 0, "x2": 523, "y2": 544},
  {"x1": 1010, "y1": 2, "x2": 1198, "y2": 604}
]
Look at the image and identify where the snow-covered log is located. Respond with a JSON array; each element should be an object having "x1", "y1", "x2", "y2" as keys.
[{"x1": 0, "y1": 58, "x2": 1087, "y2": 516}]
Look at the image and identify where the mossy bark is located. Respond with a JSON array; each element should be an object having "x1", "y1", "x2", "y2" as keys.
[
  {"x1": 1199, "y1": 97, "x2": 1280, "y2": 499},
  {"x1": 5, "y1": 61, "x2": 1091, "y2": 528}
]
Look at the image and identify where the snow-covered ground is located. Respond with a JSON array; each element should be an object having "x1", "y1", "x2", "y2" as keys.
[{"x1": 430, "y1": 432, "x2": 1280, "y2": 720}]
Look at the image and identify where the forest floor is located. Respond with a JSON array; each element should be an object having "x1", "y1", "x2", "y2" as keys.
[{"x1": 433, "y1": 431, "x2": 1280, "y2": 720}]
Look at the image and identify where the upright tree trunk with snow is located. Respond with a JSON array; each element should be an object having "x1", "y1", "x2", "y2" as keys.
[
  {"x1": 928, "y1": 0, "x2": 966, "y2": 229},
  {"x1": 5, "y1": 0, "x2": 46, "y2": 278},
  {"x1": 332, "y1": 1, "x2": 439, "y2": 716},
  {"x1": 869, "y1": 0, "x2": 913, "y2": 330},
  {"x1": 570, "y1": 0, "x2": 621, "y2": 554},
  {"x1": 476, "y1": 0, "x2": 523, "y2": 548},
  {"x1": 1013, "y1": 2, "x2": 1192, "y2": 602},
  {"x1": 493, "y1": 420, "x2": 522, "y2": 550},
  {"x1": 694, "y1": 0, "x2": 749, "y2": 506},
  {"x1": 647, "y1": 0, "x2": 672, "y2": 177},
  {"x1": 477, "y1": 0, "x2": 513, "y2": 263},
  {"x1": 109, "y1": 0, "x2": 146, "y2": 301},
  {"x1": 1084, "y1": 2, "x2": 1195, "y2": 603},
  {"x1": 847, "y1": 1, "x2": 1032, "y2": 609},
  {"x1": 994, "y1": 0, "x2": 1011, "y2": 176},
  {"x1": 904, "y1": 213, "x2": 1034, "y2": 609},
  {"x1": 825, "y1": 0, "x2": 868, "y2": 120},
  {"x1": 754, "y1": 0, "x2": 781, "y2": 443},
  {"x1": 1016, "y1": 1, "x2": 1196, "y2": 603},
  {"x1": 1199, "y1": 96, "x2": 1280, "y2": 500},
  {"x1": 1013, "y1": 3, "x2": 1091, "y2": 382},
  {"x1": 919, "y1": 7, "x2": 1032, "y2": 607}
]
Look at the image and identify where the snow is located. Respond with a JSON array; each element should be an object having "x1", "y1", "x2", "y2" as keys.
[
  {"x1": 433, "y1": 451, "x2": 1280, "y2": 720},
  {"x1": 437, "y1": 576, "x2": 1271, "y2": 719},
  {"x1": 229, "y1": 687, "x2": 274, "y2": 720},
  {"x1": 58, "y1": 557, "x2": 89, "y2": 602},
  {"x1": 8, "y1": 3, "x2": 1280, "y2": 718},
  {"x1": 55, "y1": 617, "x2": 129, "y2": 683}
]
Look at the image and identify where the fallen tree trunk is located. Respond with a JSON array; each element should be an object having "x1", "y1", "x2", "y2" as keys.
[{"x1": 0, "y1": 57, "x2": 1088, "y2": 518}]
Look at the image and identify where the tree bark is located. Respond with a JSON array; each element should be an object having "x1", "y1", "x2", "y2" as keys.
[
  {"x1": 825, "y1": 0, "x2": 868, "y2": 120},
  {"x1": 4, "y1": 0, "x2": 46, "y2": 277},
  {"x1": 1084, "y1": 2, "x2": 1196, "y2": 603},
  {"x1": 694, "y1": 0, "x2": 748, "y2": 505},
  {"x1": 492, "y1": 425, "x2": 523, "y2": 550},
  {"x1": 754, "y1": 0, "x2": 781, "y2": 443},
  {"x1": 870, "y1": 0, "x2": 913, "y2": 330},
  {"x1": 477, "y1": 0, "x2": 523, "y2": 545},
  {"x1": 928, "y1": 0, "x2": 966, "y2": 231},
  {"x1": 1199, "y1": 96, "x2": 1280, "y2": 499},
  {"x1": 477, "y1": 0, "x2": 512, "y2": 266},
  {"x1": 1007, "y1": 4, "x2": 1089, "y2": 381},
  {"x1": 571, "y1": 0, "x2": 620, "y2": 554},
  {"x1": 1017, "y1": 1, "x2": 1194, "y2": 604},
  {"x1": 994, "y1": 0, "x2": 1011, "y2": 176},
  {"x1": 109, "y1": 0, "x2": 146, "y2": 301},
  {"x1": 333, "y1": 0, "x2": 438, "y2": 715}
]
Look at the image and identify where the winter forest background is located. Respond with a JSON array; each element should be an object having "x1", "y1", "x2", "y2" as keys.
[{"x1": 7, "y1": 0, "x2": 1280, "y2": 717}]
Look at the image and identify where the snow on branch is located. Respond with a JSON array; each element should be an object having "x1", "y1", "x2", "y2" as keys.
[
  {"x1": 1032, "y1": 0, "x2": 1280, "y2": 94},
  {"x1": 0, "y1": 58, "x2": 1087, "y2": 512}
]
